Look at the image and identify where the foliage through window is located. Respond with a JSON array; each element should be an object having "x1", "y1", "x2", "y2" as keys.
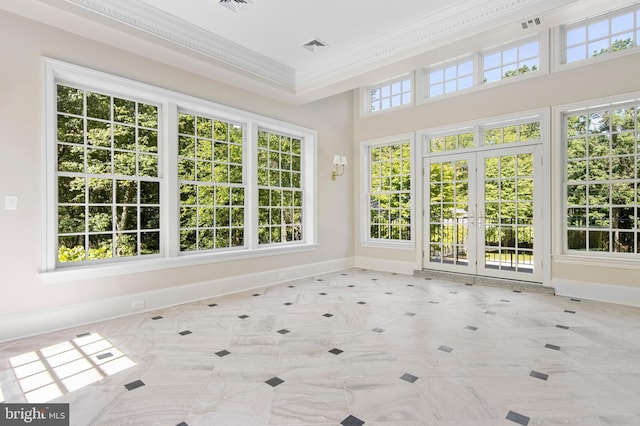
[
  {"x1": 257, "y1": 130, "x2": 303, "y2": 245},
  {"x1": 57, "y1": 85, "x2": 160, "y2": 263},
  {"x1": 178, "y1": 112, "x2": 245, "y2": 252},
  {"x1": 564, "y1": 6, "x2": 639, "y2": 64},
  {"x1": 369, "y1": 75, "x2": 412, "y2": 113},
  {"x1": 565, "y1": 103, "x2": 640, "y2": 255},
  {"x1": 483, "y1": 40, "x2": 539, "y2": 83},
  {"x1": 48, "y1": 60, "x2": 315, "y2": 271},
  {"x1": 367, "y1": 141, "x2": 412, "y2": 242}
]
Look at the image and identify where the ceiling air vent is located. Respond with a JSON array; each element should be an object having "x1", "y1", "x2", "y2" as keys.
[
  {"x1": 520, "y1": 17, "x2": 543, "y2": 30},
  {"x1": 303, "y1": 39, "x2": 328, "y2": 53},
  {"x1": 219, "y1": 0, "x2": 253, "y2": 13}
]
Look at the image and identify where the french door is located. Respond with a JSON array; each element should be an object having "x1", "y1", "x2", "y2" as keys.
[{"x1": 424, "y1": 144, "x2": 542, "y2": 282}]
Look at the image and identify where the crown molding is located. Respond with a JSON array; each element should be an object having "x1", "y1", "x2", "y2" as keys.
[{"x1": 67, "y1": 0, "x2": 295, "y2": 89}]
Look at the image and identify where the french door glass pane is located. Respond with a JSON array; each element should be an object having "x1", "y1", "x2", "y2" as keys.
[{"x1": 483, "y1": 153, "x2": 534, "y2": 273}]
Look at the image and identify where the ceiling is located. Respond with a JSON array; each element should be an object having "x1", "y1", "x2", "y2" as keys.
[{"x1": 1, "y1": 0, "x2": 593, "y2": 103}]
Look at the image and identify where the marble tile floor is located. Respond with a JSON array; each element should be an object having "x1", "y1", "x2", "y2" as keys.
[{"x1": 1, "y1": 269, "x2": 640, "y2": 425}]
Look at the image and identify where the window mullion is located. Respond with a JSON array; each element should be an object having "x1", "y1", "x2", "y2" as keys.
[
  {"x1": 164, "y1": 102, "x2": 179, "y2": 258},
  {"x1": 246, "y1": 122, "x2": 258, "y2": 250}
]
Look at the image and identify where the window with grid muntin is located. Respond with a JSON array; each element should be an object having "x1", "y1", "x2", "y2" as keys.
[
  {"x1": 428, "y1": 59, "x2": 474, "y2": 98},
  {"x1": 368, "y1": 142, "x2": 412, "y2": 241},
  {"x1": 483, "y1": 40, "x2": 539, "y2": 84},
  {"x1": 369, "y1": 75, "x2": 412, "y2": 112},
  {"x1": 257, "y1": 130, "x2": 303, "y2": 245},
  {"x1": 564, "y1": 6, "x2": 640, "y2": 64},
  {"x1": 429, "y1": 130, "x2": 475, "y2": 153},
  {"x1": 56, "y1": 85, "x2": 160, "y2": 264},
  {"x1": 484, "y1": 121, "x2": 541, "y2": 146},
  {"x1": 178, "y1": 112, "x2": 245, "y2": 252},
  {"x1": 565, "y1": 104, "x2": 640, "y2": 255}
]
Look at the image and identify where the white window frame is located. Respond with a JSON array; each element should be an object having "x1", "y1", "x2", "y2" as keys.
[
  {"x1": 360, "y1": 73, "x2": 414, "y2": 117},
  {"x1": 41, "y1": 58, "x2": 317, "y2": 283},
  {"x1": 421, "y1": 55, "x2": 476, "y2": 100},
  {"x1": 553, "y1": 91, "x2": 640, "y2": 272},
  {"x1": 481, "y1": 36, "x2": 543, "y2": 85},
  {"x1": 557, "y1": 4, "x2": 640, "y2": 69},
  {"x1": 360, "y1": 133, "x2": 415, "y2": 248}
]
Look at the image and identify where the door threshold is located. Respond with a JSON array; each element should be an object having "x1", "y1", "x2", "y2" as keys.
[{"x1": 415, "y1": 269, "x2": 554, "y2": 294}]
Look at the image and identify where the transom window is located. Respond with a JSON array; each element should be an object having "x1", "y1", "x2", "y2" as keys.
[
  {"x1": 483, "y1": 39, "x2": 539, "y2": 83},
  {"x1": 429, "y1": 129, "x2": 475, "y2": 153},
  {"x1": 564, "y1": 102, "x2": 640, "y2": 255},
  {"x1": 56, "y1": 85, "x2": 161, "y2": 263},
  {"x1": 484, "y1": 121, "x2": 541, "y2": 145},
  {"x1": 368, "y1": 74, "x2": 412, "y2": 113},
  {"x1": 564, "y1": 5, "x2": 640, "y2": 64},
  {"x1": 428, "y1": 59, "x2": 474, "y2": 97},
  {"x1": 365, "y1": 140, "x2": 413, "y2": 243}
]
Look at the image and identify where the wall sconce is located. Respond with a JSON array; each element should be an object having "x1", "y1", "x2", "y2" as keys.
[{"x1": 331, "y1": 155, "x2": 348, "y2": 180}]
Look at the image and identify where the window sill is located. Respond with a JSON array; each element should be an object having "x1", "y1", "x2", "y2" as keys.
[
  {"x1": 552, "y1": 253, "x2": 640, "y2": 271},
  {"x1": 40, "y1": 244, "x2": 319, "y2": 285}
]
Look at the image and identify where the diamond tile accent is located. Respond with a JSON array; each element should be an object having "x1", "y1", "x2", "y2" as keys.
[
  {"x1": 501, "y1": 299, "x2": 511, "y2": 303},
  {"x1": 179, "y1": 330, "x2": 192, "y2": 336},
  {"x1": 564, "y1": 310, "x2": 576, "y2": 314},
  {"x1": 399, "y1": 373, "x2": 419, "y2": 383},
  {"x1": 556, "y1": 324, "x2": 570, "y2": 330},
  {"x1": 570, "y1": 298, "x2": 581, "y2": 302},
  {"x1": 208, "y1": 303, "x2": 218, "y2": 307},
  {"x1": 323, "y1": 313, "x2": 334, "y2": 318},
  {"x1": 545, "y1": 343, "x2": 561, "y2": 351},
  {"x1": 97, "y1": 352, "x2": 113, "y2": 360},
  {"x1": 265, "y1": 377, "x2": 284, "y2": 387},
  {"x1": 317, "y1": 279, "x2": 324, "y2": 281},
  {"x1": 405, "y1": 312, "x2": 416, "y2": 317},
  {"x1": 465, "y1": 325, "x2": 478, "y2": 331},
  {"x1": 485, "y1": 311, "x2": 497, "y2": 315},
  {"x1": 438, "y1": 345, "x2": 453, "y2": 353},
  {"x1": 283, "y1": 302, "x2": 293, "y2": 306},
  {"x1": 76, "y1": 332, "x2": 91, "y2": 338},
  {"x1": 215, "y1": 350, "x2": 231, "y2": 357},
  {"x1": 429, "y1": 301, "x2": 439, "y2": 304},
  {"x1": 348, "y1": 284, "x2": 355, "y2": 287},
  {"x1": 238, "y1": 315, "x2": 250, "y2": 319},
  {"x1": 124, "y1": 379, "x2": 145, "y2": 391},
  {"x1": 319, "y1": 292, "x2": 328, "y2": 295},
  {"x1": 288, "y1": 285, "x2": 295, "y2": 288},
  {"x1": 329, "y1": 348, "x2": 344, "y2": 355},
  {"x1": 449, "y1": 291, "x2": 458, "y2": 294},
  {"x1": 357, "y1": 301, "x2": 367, "y2": 305},
  {"x1": 277, "y1": 329, "x2": 290, "y2": 335},
  {"x1": 252, "y1": 293, "x2": 260, "y2": 297},
  {"x1": 513, "y1": 290, "x2": 522, "y2": 293},
  {"x1": 341, "y1": 415, "x2": 365, "y2": 426},
  {"x1": 385, "y1": 292, "x2": 393, "y2": 295},
  {"x1": 506, "y1": 410, "x2": 530, "y2": 425},
  {"x1": 529, "y1": 370, "x2": 549, "y2": 381},
  {"x1": 407, "y1": 284, "x2": 415, "y2": 287},
  {"x1": 176, "y1": 422, "x2": 188, "y2": 426},
  {"x1": 151, "y1": 316, "x2": 163, "y2": 320},
  {"x1": 465, "y1": 283, "x2": 473, "y2": 286},
  {"x1": 372, "y1": 327, "x2": 384, "y2": 333}
]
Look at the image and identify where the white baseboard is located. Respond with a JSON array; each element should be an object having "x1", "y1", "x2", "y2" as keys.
[
  {"x1": 553, "y1": 278, "x2": 640, "y2": 307},
  {"x1": 0, "y1": 258, "x2": 353, "y2": 343},
  {"x1": 353, "y1": 256, "x2": 418, "y2": 275}
]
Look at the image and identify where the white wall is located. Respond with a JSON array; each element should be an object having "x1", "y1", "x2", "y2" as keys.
[{"x1": 0, "y1": 10, "x2": 354, "y2": 340}]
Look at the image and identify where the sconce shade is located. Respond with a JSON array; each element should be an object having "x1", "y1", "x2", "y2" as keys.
[
  {"x1": 340, "y1": 156, "x2": 347, "y2": 166},
  {"x1": 332, "y1": 155, "x2": 342, "y2": 165}
]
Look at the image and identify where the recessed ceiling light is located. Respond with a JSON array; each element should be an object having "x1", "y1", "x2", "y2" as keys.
[{"x1": 219, "y1": 0, "x2": 253, "y2": 13}]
